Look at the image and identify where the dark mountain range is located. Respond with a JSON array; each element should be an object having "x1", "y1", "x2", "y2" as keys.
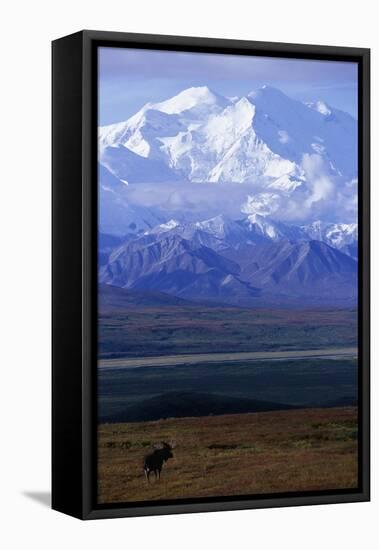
[
  {"x1": 231, "y1": 239, "x2": 357, "y2": 286},
  {"x1": 99, "y1": 233, "x2": 261, "y2": 303},
  {"x1": 98, "y1": 233, "x2": 125, "y2": 266},
  {"x1": 343, "y1": 241, "x2": 358, "y2": 260},
  {"x1": 238, "y1": 240, "x2": 357, "y2": 306},
  {"x1": 99, "y1": 222, "x2": 357, "y2": 307}
]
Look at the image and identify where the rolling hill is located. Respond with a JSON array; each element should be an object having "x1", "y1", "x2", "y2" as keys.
[{"x1": 101, "y1": 391, "x2": 297, "y2": 423}]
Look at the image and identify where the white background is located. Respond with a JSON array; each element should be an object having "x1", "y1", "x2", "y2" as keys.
[{"x1": 0, "y1": 1, "x2": 376, "y2": 548}]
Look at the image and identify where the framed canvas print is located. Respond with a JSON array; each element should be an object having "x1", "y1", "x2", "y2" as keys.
[{"x1": 52, "y1": 30, "x2": 370, "y2": 519}]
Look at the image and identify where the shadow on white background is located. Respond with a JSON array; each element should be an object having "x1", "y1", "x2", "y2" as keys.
[{"x1": 23, "y1": 492, "x2": 51, "y2": 508}]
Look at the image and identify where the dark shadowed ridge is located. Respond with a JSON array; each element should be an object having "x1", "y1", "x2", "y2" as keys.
[
  {"x1": 101, "y1": 391, "x2": 298, "y2": 423},
  {"x1": 98, "y1": 283, "x2": 234, "y2": 310},
  {"x1": 99, "y1": 283, "x2": 197, "y2": 309}
]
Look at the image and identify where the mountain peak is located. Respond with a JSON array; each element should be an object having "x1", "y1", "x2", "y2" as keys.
[
  {"x1": 245, "y1": 213, "x2": 283, "y2": 240},
  {"x1": 195, "y1": 214, "x2": 232, "y2": 235},
  {"x1": 185, "y1": 85, "x2": 214, "y2": 96},
  {"x1": 302, "y1": 220, "x2": 358, "y2": 252},
  {"x1": 248, "y1": 85, "x2": 287, "y2": 101},
  {"x1": 147, "y1": 219, "x2": 180, "y2": 235},
  {"x1": 153, "y1": 86, "x2": 228, "y2": 115}
]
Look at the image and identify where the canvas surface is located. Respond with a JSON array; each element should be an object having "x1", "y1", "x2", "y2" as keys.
[{"x1": 96, "y1": 47, "x2": 359, "y2": 504}]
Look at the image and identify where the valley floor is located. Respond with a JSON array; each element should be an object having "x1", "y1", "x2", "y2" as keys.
[
  {"x1": 97, "y1": 407, "x2": 358, "y2": 504},
  {"x1": 99, "y1": 304, "x2": 357, "y2": 360},
  {"x1": 99, "y1": 346, "x2": 357, "y2": 369}
]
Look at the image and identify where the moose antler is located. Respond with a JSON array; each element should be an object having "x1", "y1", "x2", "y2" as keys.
[{"x1": 153, "y1": 441, "x2": 177, "y2": 450}]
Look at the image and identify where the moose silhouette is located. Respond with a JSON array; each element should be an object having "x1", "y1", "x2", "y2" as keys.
[{"x1": 143, "y1": 441, "x2": 176, "y2": 482}]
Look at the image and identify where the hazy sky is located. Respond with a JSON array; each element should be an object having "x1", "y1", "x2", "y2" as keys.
[{"x1": 98, "y1": 46, "x2": 358, "y2": 126}]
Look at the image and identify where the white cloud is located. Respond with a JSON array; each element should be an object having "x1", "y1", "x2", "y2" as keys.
[
  {"x1": 301, "y1": 153, "x2": 334, "y2": 208},
  {"x1": 305, "y1": 175, "x2": 334, "y2": 208},
  {"x1": 278, "y1": 130, "x2": 290, "y2": 144},
  {"x1": 241, "y1": 192, "x2": 281, "y2": 217},
  {"x1": 238, "y1": 154, "x2": 357, "y2": 225}
]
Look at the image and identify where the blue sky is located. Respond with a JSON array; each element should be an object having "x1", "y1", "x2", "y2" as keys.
[{"x1": 98, "y1": 47, "x2": 358, "y2": 126}]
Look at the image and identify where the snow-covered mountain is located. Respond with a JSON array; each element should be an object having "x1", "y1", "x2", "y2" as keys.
[
  {"x1": 99, "y1": 84, "x2": 357, "y2": 186},
  {"x1": 301, "y1": 221, "x2": 358, "y2": 257},
  {"x1": 98, "y1": 84, "x2": 358, "y2": 306},
  {"x1": 243, "y1": 213, "x2": 307, "y2": 243},
  {"x1": 141, "y1": 214, "x2": 357, "y2": 257},
  {"x1": 145, "y1": 215, "x2": 248, "y2": 250},
  {"x1": 98, "y1": 84, "x2": 357, "y2": 240}
]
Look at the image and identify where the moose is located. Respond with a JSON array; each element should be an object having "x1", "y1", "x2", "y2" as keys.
[{"x1": 143, "y1": 441, "x2": 176, "y2": 482}]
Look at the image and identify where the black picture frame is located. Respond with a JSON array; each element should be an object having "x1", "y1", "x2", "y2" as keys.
[{"x1": 52, "y1": 30, "x2": 370, "y2": 520}]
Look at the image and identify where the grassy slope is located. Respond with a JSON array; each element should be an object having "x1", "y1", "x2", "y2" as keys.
[{"x1": 97, "y1": 407, "x2": 358, "y2": 504}]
